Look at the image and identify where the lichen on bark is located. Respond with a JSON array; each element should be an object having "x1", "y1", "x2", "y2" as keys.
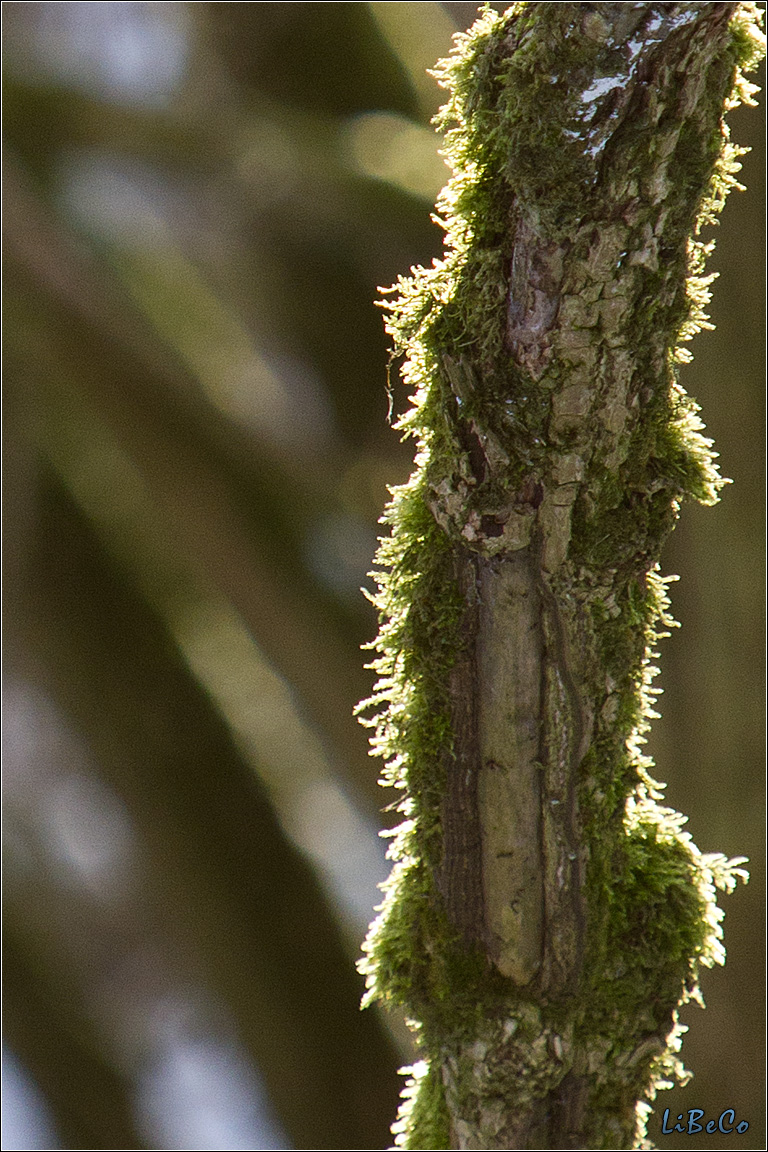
[{"x1": 356, "y1": 4, "x2": 764, "y2": 1149}]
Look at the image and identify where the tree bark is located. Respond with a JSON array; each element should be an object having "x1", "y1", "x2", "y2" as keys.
[{"x1": 360, "y1": 4, "x2": 762, "y2": 1149}]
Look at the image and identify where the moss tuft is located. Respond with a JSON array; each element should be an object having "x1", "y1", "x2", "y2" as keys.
[{"x1": 391, "y1": 1060, "x2": 452, "y2": 1150}]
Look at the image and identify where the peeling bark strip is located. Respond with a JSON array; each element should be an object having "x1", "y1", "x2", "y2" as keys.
[
  {"x1": 358, "y1": 5, "x2": 762, "y2": 1150},
  {"x1": 477, "y1": 554, "x2": 544, "y2": 987}
]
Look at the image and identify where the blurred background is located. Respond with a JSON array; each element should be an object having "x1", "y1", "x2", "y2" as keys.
[{"x1": 2, "y1": 3, "x2": 763, "y2": 1149}]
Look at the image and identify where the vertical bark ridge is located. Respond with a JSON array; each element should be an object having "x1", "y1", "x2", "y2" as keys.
[{"x1": 441, "y1": 555, "x2": 485, "y2": 946}]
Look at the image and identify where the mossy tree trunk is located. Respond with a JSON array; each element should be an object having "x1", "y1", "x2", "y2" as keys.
[{"x1": 359, "y1": 4, "x2": 763, "y2": 1150}]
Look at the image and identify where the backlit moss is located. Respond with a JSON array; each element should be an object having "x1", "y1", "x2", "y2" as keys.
[{"x1": 358, "y1": 4, "x2": 762, "y2": 1148}]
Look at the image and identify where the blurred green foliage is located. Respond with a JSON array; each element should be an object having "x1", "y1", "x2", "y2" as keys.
[{"x1": 2, "y1": 4, "x2": 763, "y2": 1149}]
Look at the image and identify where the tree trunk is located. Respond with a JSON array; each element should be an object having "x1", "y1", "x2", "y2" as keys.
[{"x1": 359, "y1": 4, "x2": 763, "y2": 1149}]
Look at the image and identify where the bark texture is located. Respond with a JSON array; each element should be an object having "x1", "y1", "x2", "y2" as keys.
[{"x1": 359, "y1": 4, "x2": 762, "y2": 1149}]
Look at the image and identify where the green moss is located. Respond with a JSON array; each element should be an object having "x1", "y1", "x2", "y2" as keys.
[
  {"x1": 360, "y1": 842, "x2": 512, "y2": 1044},
  {"x1": 359, "y1": 3, "x2": 762, "y2": 1147},
  {"x1": 587, "y1": 824, "x2": 708, "y2": 1032},
  {"x1": 391, "y1": 1061, "x2": 452, "y2": 1151}
]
